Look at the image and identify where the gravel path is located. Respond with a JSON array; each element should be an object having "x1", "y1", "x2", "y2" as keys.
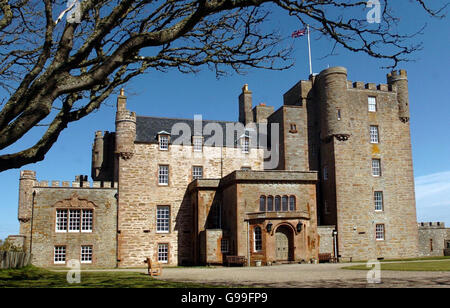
[
  {"x1": 54, "y1": 261, "x2": 450, "y2": 288},
  {"x1": 154, "y1": 263, "x2": 450, "y2": 288}
]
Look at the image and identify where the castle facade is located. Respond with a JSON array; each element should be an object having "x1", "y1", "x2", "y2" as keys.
[{"x1": 14, "y1": 67, "x2": 420, "y2": 267}]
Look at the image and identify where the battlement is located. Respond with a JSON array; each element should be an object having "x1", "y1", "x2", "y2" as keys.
[
  {"x1": 35, "y1": 179, "x2": 118, "y2": 189},
  {"x1": 20, "y1": 171, "x2": 118, "y2": 189},
  {"x1": 387, "y1": 69, "x2": 407, "y2": 78},
  {"x1": 349, "y1": 81, "x2": 394, "y2": 92},
  {"x1": 418, "y1": 222, "x2": 446, "y2": 229}
]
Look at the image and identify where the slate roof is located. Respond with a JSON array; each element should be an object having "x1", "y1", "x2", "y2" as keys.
[{"x1": 135, "y1": 116, "x2": 265, "y2": 148}]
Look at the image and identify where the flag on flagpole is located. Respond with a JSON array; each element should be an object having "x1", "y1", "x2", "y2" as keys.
[
  {"x1": 291, "y1": 29, "x2": 306, "y2": 38},
  {"x1": 291, "y1": 26, "x2": 313, "y2": 76}
]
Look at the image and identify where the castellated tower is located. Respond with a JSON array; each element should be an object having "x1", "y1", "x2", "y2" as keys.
[
  {"x1": 18, "y1": 170, "x2": 36, "y2": 252},
  {"x1": 387, "y1": 70, "x2": 410, "y2": 122},
  {"x1": 115, "y1": 89, "x2": 136, "y2": 160},
  {"x1": 315, "y1": 67, "x2": 419, "y2": 261},
  {"x1": 316, "y1": 67, "x2": 351, "y2": 142}
]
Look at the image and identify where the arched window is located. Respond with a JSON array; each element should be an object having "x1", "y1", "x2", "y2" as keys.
[
  {"x1": 254, "y1": 226, "x2": 262, "y2": 252},
  {"x1": 267, "y1": 196, "x2": 274, "y2": 212},
  {"x1": 259, "y1": 196, "x2": 266, "y2": 212},
  {"x1": 289, "y1": 196, "x2": 296, "y2": 211},
  {"x1": 282, "y1": 196, "x2": 288, "y2": 211},
  {"x1": 275, "y1": 196, "x2": 281, "y2": 211}
]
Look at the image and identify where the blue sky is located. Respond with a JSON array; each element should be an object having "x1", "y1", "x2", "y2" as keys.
[{"x1": 0, "y1": 2, "x2": 449, "y2": 239}]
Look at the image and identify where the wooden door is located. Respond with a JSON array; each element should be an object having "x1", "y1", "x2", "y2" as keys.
[{"x1": 276, "y1": 228, "x2": 289, "y2": 261}]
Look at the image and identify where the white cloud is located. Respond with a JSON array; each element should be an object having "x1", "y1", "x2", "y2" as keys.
[{"x1": 415, "y1": 171, "x2": 450, "y2": 224}]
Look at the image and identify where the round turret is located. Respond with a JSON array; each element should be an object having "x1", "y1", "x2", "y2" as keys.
[
  {"x1": 387, "y1": 70, "x2": 410, "y2": 123},
  {"x1": 115, "y1": 90, "x2": 136, "y2": 160},
  {"x1": 316, "y1": 67, "x2": 350, "y2": 141}
]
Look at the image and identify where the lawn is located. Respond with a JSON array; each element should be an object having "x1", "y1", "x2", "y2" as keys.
[
  {"x1": 0, "y1": 266, "x2": 223, "y2": 288},
  {"x1": 342, "y1": 260, "x2": 450, "y2": 272}
]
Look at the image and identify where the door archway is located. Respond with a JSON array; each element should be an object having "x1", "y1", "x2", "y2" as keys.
[{"x1": 275, "y1": 225, "x2": 294, "y2": 261}]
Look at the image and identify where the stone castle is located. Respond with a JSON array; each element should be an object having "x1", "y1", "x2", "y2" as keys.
[{"x1": 13, "y1": 66, "x2": 421, "y2": 267}]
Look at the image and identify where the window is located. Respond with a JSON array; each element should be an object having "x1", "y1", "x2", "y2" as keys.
[
  {"x1": 368, "y1": 97, "x2": 377, "y2": 112},
  {"x1": 158, "y1": 243, "x2": 169, "y2": 263},
  {"x1": 374, "y1": 191, "x2": 383, "y2": 211},
  {"x1": 56, "y1": 209, "x2": 93, "y2": 232},
  {"x1": 81, "y1": 210, "x2": 93, "y2": 232},
  {"x1": 259, "y1": 196, "x2": 266, "y2": 212},
  {"x1": 282, "y1": 196, "x2": 288, "y2": 212},
  {"x1": 446, "y1": 241, "x2": 450, "y2": 249},
  {"x1": 289, "y1": 196, "x2": 296, "y2": 211},
  {"x1": 267, "y1": 196, "x2": 274, "y2": 212},
  {"x1": 158, "y1": 165, "x2": 169, "y2": 185},
  {"x1": 193, "y1": 166, "x2": 203, "y2": 180},
  {"x1": 159, "y1": 135, "x2": 169, "y2": 150},
  {"x1": 56, "y1": 210, "x2": 68, "y2": 232},
  {"x1": 54, "y1": 246, "x2": 66, "y2": 264},
  {"x1": 242, "y1": 137, "x2": 250, "y2": 153},
  {"x1": 254, "y1": 227, "x2": 262, "y2": 252},
  {"x1": 68, "y1": 209, "x2": 81, "y2": 232},
  {"x1": 372, "y1": 159, "x2": 381, "y2": 176},
  {"x1": 275, "y1": 196, "x2": 281, "y2": 211},
  {"x1": 430, "y1": 239, "x2": 433, "y2": 252},
  {"x1": 81, "y1": 246, "x2": 92, "y2": 263},
  {"x1": 370, "y1": 126, "x2": 379, "y2": 143},
  {"x1": 337, "y1": 109, "x2": 341, "y2": 120},
  {"x1": 221, "y1": 239, "x2": 229, "y2": 253},
  {"x1": 241, "y1": 167, "x2": 251, "y2": 171},
  {"x1": 156, "y1": 206, "x2": 170, "y2": 233},
  {"x1": 289, "y1": 123, "x2": 297, "y2": 133},
  {"x1": 375, "y1": 224, "x2": 385, "y2": 241},
  {"x1": 193, "y1": 136, "x2": 203, "y2": 152},
  {"x1": 323, "y1": 167, "x2": 328, "y2": 181}
]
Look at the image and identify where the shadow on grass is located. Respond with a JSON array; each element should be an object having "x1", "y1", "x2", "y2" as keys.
[{"x1": 0, "y1": 266, "x2": 226, "y2": 288}]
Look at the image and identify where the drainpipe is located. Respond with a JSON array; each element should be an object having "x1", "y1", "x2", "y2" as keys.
[
  {"x1": 29, "y1": 191, "x2": 36, "y2": 254},
  {"x1": 247, "y1": 220, "x2": 250, "y2": 266}
]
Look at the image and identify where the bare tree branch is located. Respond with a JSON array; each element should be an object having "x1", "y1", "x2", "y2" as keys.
[{"x1": 0, "y1": 0, "x2": 447, "y2": 171}]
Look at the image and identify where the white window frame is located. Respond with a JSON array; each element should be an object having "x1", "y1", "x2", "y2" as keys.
[
  {"x1": 68, "y1": 209, "x2": 81, "y2": 232},
  {"x1": 80, "y1": 246, "x2": 93, "y2": 264},
  {"x1": 370, "y1": 125, "x2": 379, "y2": 144},
  {"x1": 368, "y1": 96, "x2": 377, "y2": 112},
  {"x1": 158, "y1": 165, "x2": 169, "y2": 185},
  {"x1": 54, "y1": 246, "x2": 66, "y2": 264},
  {"x1": 376, "y1": 224, "x2": 385, "y2": 241},
  {"x1": 158, "y1": 243, "x2": 169, "y2": 263},
  {"x1": 374, "y1": 191, "x2": 384, "y2": 212},
  {"x1": 242, "y1": 137, "x2": 250, "y2": 154},
  {"x1": 221, "y1": 239, "x2": 229, "y2": 254},
  {"x1": 81, "y1": 209, "x2": 93, "y2": 232},
  {"x1": 193, "y1": 166, "x2": 203, "y2": 180},
  {"x1": 159, "y1": 135, "x2": 169, "y2": 151},
  {"x1": 56, "y1": 209, "x2": 68, "y2": 232},
  {"x1": 156, "y1": 206, "x2": 170, "y2": 233},
  {"x1": 193, "y1": 136, "x2": 203, "y2": 152},
  {"x1": 372, "y1": 159, "x2": 381, "y2": 177},
  {"x1": 254, "y1": 227, "x2": 262, "y2": 252}
]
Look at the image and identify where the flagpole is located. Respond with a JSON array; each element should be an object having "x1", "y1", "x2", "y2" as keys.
[{"x1": 307, "y1": 24, "x2": 312, "y2": 76}]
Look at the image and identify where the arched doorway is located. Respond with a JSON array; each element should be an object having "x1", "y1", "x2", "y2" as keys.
[{"x1": 275, "y1": 225, "x2": 293, "y2": 261}]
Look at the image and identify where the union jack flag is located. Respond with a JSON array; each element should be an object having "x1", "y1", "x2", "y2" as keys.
[{"x1": 291, "y1": 29, "x2": 306, "y2": 38}]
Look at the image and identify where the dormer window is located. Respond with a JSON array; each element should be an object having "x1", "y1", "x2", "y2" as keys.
[
  {"x1": 193, "y1": 136, "x2": 203, "y2": 152},
  {"x1": 239, "y1": 130, "x2": 252, "y2": 154},
  {"x1": 158, "y1": 131, "x2": 170, "y2": 150}
]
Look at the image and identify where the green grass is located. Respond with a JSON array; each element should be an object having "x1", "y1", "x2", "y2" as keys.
[
  {"x1": 342, "y1": 260, "x2": 450, "y2": 272},
  {"x1": 0, "y1": 266, "x2": 225, "y2": 288},
  {"x1": 379, "y1": 256, "x2": 450, "y2": 262}
]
